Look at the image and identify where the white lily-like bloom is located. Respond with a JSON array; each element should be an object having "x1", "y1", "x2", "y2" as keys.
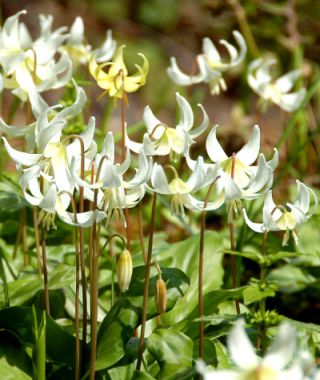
[
  {"x1": 0, "y1": 11, "x2": 72, "y2": 116},
  {"x1": 243, "y1": 180, "x2": 318, "y2": 245},
  {"x1": 167, "y1": 31, "x2": 247, "y2": 95},
  {"x1": 61, "y1": 16, "x2": 116, "y2": 66},
  {"x1": 248, "y1": 58, "x2": 306, "y2": 112},
  {"x1": 126, "y1": 92, "x2": 209, "y2": 158},
  {"x1": 71, "y1": 131, "x2": 151, "y2": 225},
  {"x1": 3, "y1": 115, "x2": 96, "y2": 214},
  {"x1": 149, "y1": 157, "x2": 222, "y2": 216},
  {"x1": 0, "y1": 79, "x2": 86, "y2": 149},
  {"x1": 198, "y1": 125, "x2": 278, "y2": 210},
  {"x1": 198, "y1": 319, "x2": 305, "y2": 380}
]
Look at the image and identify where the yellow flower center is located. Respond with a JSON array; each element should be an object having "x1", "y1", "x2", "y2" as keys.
[
  {"x1": 169, "y1": 178, "x2": 191, "y2": 194},
  {"x1": 275, "y1": 210, "x2": 296, "y2": 230},
  {"x1": 221, "y1": 156, "x2": 250, "y2": 188},
  {"x1": 246, "y1": 366, "x2": 279, "y2": 380}
]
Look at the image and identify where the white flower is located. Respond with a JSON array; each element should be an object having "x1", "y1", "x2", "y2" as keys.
[
  {"x1": 199, "y1": 319, "x2": 305, "y2": 380},
  {"x1": 61, "y1": 16, "x2": 116, "y2": 66},
  {"x1": 70, "y1": 131, "x2": 151, "y2": 225},
  {"x1": 3, "y1": 115, "x2": 95, "y2": 211},
  {"x1": 202, "y1": 125, "x2": 278, "y2": 205},
  {"x1": 243, "y1": 180, "x2": 318, "y2": 245},
  {"x1": 149, "y1": 157, "x2": 222, "y2": 216},
  {"x1": 248, "y1": 58, "x2": 306, "y2": 112},
  {"x1": 0, "y1": 79, "x2": 86, "y2": 148},
  {"x1": 167, "y1": 31, "x2": 247, "y2": 95},
  {"x1": 126, "y1": 92, "x2": 209, "y2": 157},
  {"x1": 0, "y1": 11, "x2": 72, "y2": 116}
]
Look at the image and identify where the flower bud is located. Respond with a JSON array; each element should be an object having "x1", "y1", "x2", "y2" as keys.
[
  {"x1": 117, "y1": 249, "x2": 132, "y2": 293},
  {"x1": 155, "y1": 278, "x2": 167, "y2": 315}
]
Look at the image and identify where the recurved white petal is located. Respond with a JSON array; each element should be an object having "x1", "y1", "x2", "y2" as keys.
[
  {"x1": 151, "y1": 164, "x2": 171, "y2": 194},
  {"x1": 189, "y1": 104, "x2": 209, "y2": 138},
  {"x1": 176, "y1": 92, "x2": 193, "y2": 131},
  {"x1": 167, "y1": 57, "x2": 195, "y2": 86},
  {"x1": 95, "y1": 30, "x2": 117, "y2": 63},
  {"x1": 263, "y1": 322, "x2": 296, "y2": 370},
  {"x1": 277, "y1": 88, "x2": 306, "y2": 112},
  {"x1": 242, "y1": 208, "x2": 265, "y2": 233},
  {"x1": 3, "y1": 137, "x2": 42, "y2": 166},
  {"x1": 69, "y1": 17, "x2": 84, "y2": 45},
  {"x1": 275, "y1": 69, "x2": 302, "y2": 93},
  {"x1": 143, "y1": 105, "x2": 164, "y2": 138},
  {"x1": 206, "y1": 126, "x2": 228, "y2": 162},
  {"x1": 227, "y1": 319, "x2": 260, "y2": 370},
  {"x1": 236, "y1": 125, "x2": 260, "y2": 165}
]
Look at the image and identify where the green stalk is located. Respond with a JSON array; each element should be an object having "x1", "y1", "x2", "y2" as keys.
[
  {"x1": 136, "y1": 192, "x2": 157, "y2": 371},
  {"x1": 198, "y1": 176, "x2": 220, "y2": 367},
  {"x1": 229, "y1": 153, "x2": 240, "y2": 315},
  {"x1": 257, "y1": 231, "x2": 268, "y2": 351}
]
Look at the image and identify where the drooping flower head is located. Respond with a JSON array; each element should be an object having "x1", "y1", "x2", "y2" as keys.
[
  {"x1": 168, "y1": 31, "x2": 247, "y2": 95},
  {"x1": 0, "y1": 11, "x2": 72, "y2": 116},
  {"x1": 248, "y1": 58, "x2": 306, "y2": 112},
  {"x1": 186, "y1": 125, "x2": 278, "y2": 217},
  {"x1": 89, "y1": 44, "x2": 149, "y2": 101},
  {"x1": 243, "y1": 180, "x2": 318, "y2": 245},
  {"x1": 60, "y1": 16, "x2": 116, "y2": 67},
  {"x1": 125, "y1": 92, "x2": 209, "y2": 160}
]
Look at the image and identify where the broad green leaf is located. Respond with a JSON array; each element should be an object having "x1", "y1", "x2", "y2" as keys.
[
  {"x1": 0, "y1": 331, "x2": 32, "y2": 380},
  {"x1": 243, "y1": 283, "x2": 277, "y2": 305},
  {"x1": 283, "y1": 317, "x2": 320, "y2": 350},
  {"x1": 147, "y1": 329, "x2": 193, "y2": 379},
  {"x1": 0, "y1": 264, "x2": 75, "y2": 307},
  {"x1": 131, "y1": 370, "x2": 156, "y2": 380},
  {"x1": 95, "y1": 266, "x2": 189, "y2": 372},
  {"x1": 158, "y1": 232, "x2": 224, "y2": 326},
  {"x1": 107, "y1": 363, "x2": 135, "y2": 380},
  {"x1": 267, "y1": 265, "x2": 316, "y2": 293},
  {"x1": 0, "y1": 307, "x2": 76, "y2": 367}
]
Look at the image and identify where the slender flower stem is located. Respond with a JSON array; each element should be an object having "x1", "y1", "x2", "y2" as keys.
[
  {"x1": 40, "y1": 222, "x2": 50, "y2": 315},
  {"x1": 39, "y1": 178, "x2": 50, "y2": 315},
  {"x1": 60, "y1": 191, "x2": 81, "y2": 380},
  {"x1": 21, "y1": 208, "x2": 29, "y2": 267},
  {"x1": 230, "y1": 153, "x2": 240, "y2": 315},
  {"x1": 198, "y1": 176, "x2": 220, "y2": 367},
  {"x1": 138, "y1": 203, "x2": 147, "y2": 264},
  {"x1": 121, "y1": 74, "x2": 131, "y2": 250},
  {"x1": 33, "y1": 207, "x2": 42, "y2": 275},
  {"x1": 64, "y1": 134, "x2": 88, "y2": 364},
  {"x1": 136, "y1": 193, "x2": 158, "y2": 371},
  {"x1": 257, "y1": 231, "x2": 268, "y2": 351}
]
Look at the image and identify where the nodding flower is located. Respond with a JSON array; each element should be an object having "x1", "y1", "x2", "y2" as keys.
[
  {"x1": 167, "y1": 31, "x2": 247, "y2": 95},
  {"x1": 243, "y1": 180, "x2": 318, "y2": 245}
]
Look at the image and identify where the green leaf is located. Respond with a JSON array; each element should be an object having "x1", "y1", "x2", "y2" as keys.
[
  {"x1": 243, "y1": 283, "x2": 277, "y2": 305},
  {"x1": 157, "y1": 232, "x2": 224, "y2": 326},
  {"x1": 131, "y1": 370, "x2": 156, "y2": 380},
  {"x1": 0, "y1": 264, "x2": 75, "y2": 307},
  {"x1": 107, "y1": 363, "x2": 135, "y2": 380},
  {"x1": 0, "y1": 307, "x2": 76, "y2": 368},
  {"x1": 267, "y1": 251, "x2": 300, "y2": 265},
  {"x1": 95, "y1": 266, "x2": 189, "y2": 372},
  {"x1": 267, "y1": 265, "x2": 316, "y2": 293},
  {"x1": 0, "y1": 331, "x2": 32, "y2": 380},
  {"x1": 147, "y1": 329, "x2": 193, "y2": 379}
]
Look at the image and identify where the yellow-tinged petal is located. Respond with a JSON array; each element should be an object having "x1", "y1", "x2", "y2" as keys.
[{"x1": 109, "y1": 45, "x2": 127, "y2": 77}]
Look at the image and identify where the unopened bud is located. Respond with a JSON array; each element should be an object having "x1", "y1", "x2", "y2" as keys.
[
  {"x1": 117, "y1": 249, "x2": 132, "y2": 293},
  {"x1": 155, "y1": 278, "x2": 167, "y2": 314}
]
